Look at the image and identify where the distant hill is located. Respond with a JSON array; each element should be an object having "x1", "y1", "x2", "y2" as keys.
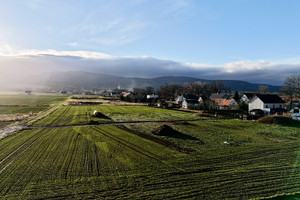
[
  {"x1": 28, "y1": 71, "x2": 280, "y2": 92},
  {"x1": 1, "y1": 71, "x2": 281, "y2": 92}
]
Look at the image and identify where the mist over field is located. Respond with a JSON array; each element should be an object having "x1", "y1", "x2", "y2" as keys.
[{"x1": 0, "y1": 53, "x2": 296, "y2": 92}]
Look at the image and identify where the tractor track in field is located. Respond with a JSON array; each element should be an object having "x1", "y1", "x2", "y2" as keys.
[
  {"x1": 0, "y1": 129, "x2": 51, "y2": 174},
  {"x1": 26, "y1": 118, "x2": 209, "y2": 129},
  {"x1": 90, "y1": 126, "x2": 161, "y2": 161}
]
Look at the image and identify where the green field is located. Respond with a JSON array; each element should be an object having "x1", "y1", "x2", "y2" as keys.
[
  {"x1": 1, "y1": 103, "x2": 300, "y2": 199},
  {"x1": 32, "y1": 105, "x2": 202, "y2": 126}
]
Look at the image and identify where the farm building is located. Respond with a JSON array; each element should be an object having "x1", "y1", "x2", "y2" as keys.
[{"x1": 248, "y1": 94, "x2": 285, "y2": 115}]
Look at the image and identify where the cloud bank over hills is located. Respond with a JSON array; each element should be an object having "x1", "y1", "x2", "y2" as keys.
[{"x1": 0, "y1": 50, "x2": 298, "y2": 88}]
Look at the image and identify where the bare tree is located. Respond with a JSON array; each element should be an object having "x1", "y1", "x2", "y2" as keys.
[
  {"x1": 209, "y1": 80, "x2": 230, "y2": 94},
  {"x1": 157, "y1": 84, "x2": 184, "y2": 100},
  {"x1": 258, "y1": 85, "x2": 269, "y2": 94},
  {"x1": 281, "y1": 74, "x2": 300, "y2": 99}
]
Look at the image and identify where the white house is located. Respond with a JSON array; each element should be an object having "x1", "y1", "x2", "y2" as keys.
[
  {"x1": 240, "y1": 93, "x2": 256, "y2": 104},
  {"x1": 182, "y1": 99, "x2": 199, "y2": 109},
  {"x1": 248, "y1": 94, "x2": 285, "y2": 115},
  {"x1": 146, "y1": 94, "x2": 159, "y2": 99},
  {"x1": 290, "y1": 107, "x2": 300, "y2": 114},
  {"x1": 182, "y1": 94, "x2": 199, "y2": 109},
  {"x1": 175, "y1": 96, "x2": 185, "y2": 104},
  {"x1": 198, "y1": 97, "x2": 204, "y2": 104}
]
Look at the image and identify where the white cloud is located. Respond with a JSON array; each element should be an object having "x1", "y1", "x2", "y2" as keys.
[
  {"x1": 0, "y1": 48, "x2": 115, "y2": 60},
  {"x1": 223, "y1": 60, "x2": 273, "y2": 73},
  {"x1": 0, "y1": 44, "x2": 15, "y2": 56},
  {"x1": 1, "y1": 48, "x2": 300, "y2": 85},
  {"x1": 187, "y1": 62, "x2": 217, "y2": 69}
]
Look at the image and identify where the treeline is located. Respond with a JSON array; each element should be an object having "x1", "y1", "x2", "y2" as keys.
[
  {"x1": 157, "y1": 80, "x2": 230, "y2": 100},
  {"x1": 123, "y1": 80, "x2": 230, "y2": 102}
]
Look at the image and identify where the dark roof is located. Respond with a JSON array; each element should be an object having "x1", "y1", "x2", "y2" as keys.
[
  {"x1": 243, "y1": 93, "x2": 257, "y2": 99},
  {"x1": 256, "y1": 94, "x2": 285, "y2": 103},
  {"x1": 184, "y1": 94, "x2": 198, "y2": 100},
  {"x1": 210, "y1": 93, "x2": 230, "y2": 99},
  {"x1": 185, "y1": 99, "x2": 199, "y2": 103}
]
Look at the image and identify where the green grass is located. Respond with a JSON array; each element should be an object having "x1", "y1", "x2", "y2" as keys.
[{"x1": 1, "y1": 104, "x2": 300, "y2": 199}]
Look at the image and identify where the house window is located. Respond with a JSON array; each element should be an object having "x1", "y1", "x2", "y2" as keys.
[{"x1": 265, "y1": 105, "x2": 268, "y2": 108}]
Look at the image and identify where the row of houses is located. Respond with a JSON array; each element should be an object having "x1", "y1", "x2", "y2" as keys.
[
  {"x1": 173, "y1": 92, "x2": 299, "y2": 117},
  {"x1": 175, "y1": 93, "x2": 238, "y2": 110},
  {"x1": 120, "y1": 90, "x2": 299, "y2": 118}
]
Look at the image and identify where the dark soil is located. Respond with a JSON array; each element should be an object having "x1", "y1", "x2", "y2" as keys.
[
  {"x1": 152, "y1": 124, "x2": 200, "y2": 141},
  {"x1": 258, "y1": 116, "x2": 300, "y2": 126},
  {"x1": 116, "y1": 125, "x2": 194, "y2": 153}
]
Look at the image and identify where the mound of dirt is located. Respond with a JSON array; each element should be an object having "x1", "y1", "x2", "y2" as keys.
[
  {"x1": 258, "y1": 116, "x2": 300, "y2": 125},
  {"x1": 152, "y1": 124, "x2": 181, "y2": 136},
  {"x1": 94, "y1": 111, "x2": 110, "y2": 119}
]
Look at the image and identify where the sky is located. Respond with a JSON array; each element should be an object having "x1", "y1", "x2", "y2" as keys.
[{"x1": 1, "y1": 0, "x2": 300, "y2": 85}]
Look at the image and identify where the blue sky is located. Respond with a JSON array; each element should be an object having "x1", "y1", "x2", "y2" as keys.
[{"x1": 1, "y1": 0, "x2": 300, "y2": 85}]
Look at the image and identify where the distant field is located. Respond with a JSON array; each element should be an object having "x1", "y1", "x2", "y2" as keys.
[
  {"x1": 1, "y1": 104, "x2": 300, "y2": 199},
  {"x1": 0, "y1": 94, "x2": 67, "y2": 114},
  {"x1": 0, "y1": 93, "x2": 68, "y2": 106},
  {"x1": 0, "y1": 106, "x2": 49, "y2": 114}
]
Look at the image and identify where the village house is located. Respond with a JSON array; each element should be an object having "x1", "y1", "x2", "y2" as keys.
[
  {"x1": 61, "y1": 91, "x2": 67, "y2": 95},
  {"x1": 290, "y1": 107, "x2": 300, "y2": 114},
  {"x1": 182, "y1": 94, "x2": 199, "y2": 109},
  {"x1": 175, "y1": 95, "x2": 185, "y2": 104},
  {"x1": 248, "y1": 94, "x2": 285, "y2": 115},
  {"x1": 283, "y1": 97, "x2": 300, "y2": 110},
  {"x1": 25, "y1": 90, "x2": 32, "y2": 95},
  {"x1": 198, "y1": 97, "x2": 204, "y2": 105},
  {"x1": 122, "y1": 92, "x2": 136, "y2": 102},
  {"x1": 146, "y1": 94, "x2": 159, "y2": 99},
  {"x1": 291, "y1": 107, "x2": 300, "y2": 121},
  {"x1": 240, "y1": 93, "x2": 257, "y2": 104},
  {"x1": 157, "y1": 101, "x2": 168, "y2": 109},
  {"x1": 209, "y1": 93, "x2": 231, "y2": 100},
  {"x1": 211, "y1": 99, "x2": 238, "y2": 110}
]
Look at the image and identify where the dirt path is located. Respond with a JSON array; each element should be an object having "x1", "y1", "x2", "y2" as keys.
[{"x1": 0, "y1": 125, "x2": 27, "y2": 140}]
